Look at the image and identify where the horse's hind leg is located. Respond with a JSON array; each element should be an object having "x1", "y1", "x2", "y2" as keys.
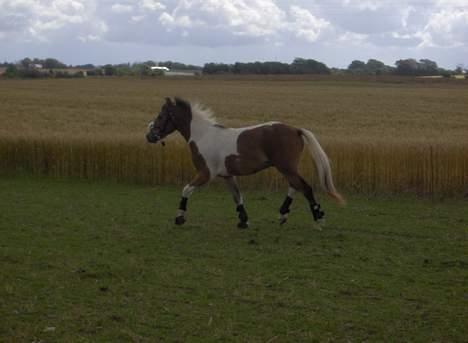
[
  {"x1": 279, "y1": 186, "x2": 296, "y2": 225},
  {"x1": 283, "y1": 172, "x2": 325, "y2": 223},
  {"x1": 224, "y1": 176, "x2": 249, "y2": 229},
  {"x1": 175, "y1": 172, "x2": 210, "y2": 225}
]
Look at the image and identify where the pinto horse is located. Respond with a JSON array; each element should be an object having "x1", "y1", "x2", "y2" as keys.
[{"x1": 146, "y1": 97, "x2": 344, "y2": 228}]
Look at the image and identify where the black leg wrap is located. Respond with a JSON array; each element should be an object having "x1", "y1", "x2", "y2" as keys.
[
  {"x1": 236, "y1": 204, "x2": 249, "y2": 229},
  {"x1": 175, "y1": 197, "x2": 188, "y2": 225},
  {"x1": 311, "y1": 203, "x2": 325, "y2": 221},
  {"x1": 179, "y1": 197, "x2": 188, "y2": 211},
  {"x1": 279, "y1": 196, "x2": 293, "y2": 215}
]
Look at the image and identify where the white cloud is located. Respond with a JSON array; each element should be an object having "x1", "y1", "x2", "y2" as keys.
[
  {"x1": 434, "y1": 0, "x2": 468, "y2": 8},
  {"x1": 289, "y1": 5, "x2": 330, "y2": 42},
  {"x1": 342, "y1": 0, "x2": 383, "y2": 11},
  {"x1": 78, "y1": 34, "x2": 100, "y2": 42},
  {"x1": 401, "y1": 6, "x2": 415, "y2": 29},
  {"x1": 158, "y1": 12, "x2": 174, "y2": 26},
  {"x1": 111, "y1": 4, "x2": 134, "y2": 13},
  {"x1": 159, "y1": 13, "x2": 194, "y2": 29},
  {"x1": 131, "y1": 15, "x2": 146, "y2": 22},
  {"x1": 160, "y1": 0, "x2": 287, "y2": 38},
  {"x1": 140, "y1": 0, "x2": 165, "y2": 11},
  {"x1": 422, "y1": 9, "x2": 468, "y2": 47},
  {"x1": 54, "y1": 0, "x2": 85, "y2": 12},
  {"x1": 0, "y1": 0, "x2": 106, "y2": 42},
  {"x1": 339, "y1": 31, "x2": 368, "y2": 46},
  {"x1": 151, "y1": 0, "x2": 332, "y2": 45}
]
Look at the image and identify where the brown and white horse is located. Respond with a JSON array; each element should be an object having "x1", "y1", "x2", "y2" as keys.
[{"x1": 146, "y1": 97, "x2": 344, "y2": 228}]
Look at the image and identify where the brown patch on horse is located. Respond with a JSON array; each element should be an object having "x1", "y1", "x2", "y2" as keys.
[
  {"x1": 189, "y1": 141, "x2": 210, "y2": 185},
  {"x1": 225, "y1": 123, "x2": 304, "y2": 176}
]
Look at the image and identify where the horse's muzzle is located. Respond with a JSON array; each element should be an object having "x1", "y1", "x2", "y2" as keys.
[{"x1": 146, "y1": 132, "x2": 159, "y2": 143}]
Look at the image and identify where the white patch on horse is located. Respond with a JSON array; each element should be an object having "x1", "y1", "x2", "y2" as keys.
[
  {"x1": 182, "y1": 184, "x2": 196, "y2": 198},
  {"x1": 189, "y1": 104, "x2": 278, "y2": 178}
]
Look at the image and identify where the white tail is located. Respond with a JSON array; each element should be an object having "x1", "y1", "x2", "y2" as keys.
[{"x1": 300, "y1": 128, "x2": 345, "y2": 205}]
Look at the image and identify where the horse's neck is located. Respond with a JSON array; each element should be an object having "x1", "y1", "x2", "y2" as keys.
[{"x1": 189, "y1": 116, "x2": 218, "y2": 142}]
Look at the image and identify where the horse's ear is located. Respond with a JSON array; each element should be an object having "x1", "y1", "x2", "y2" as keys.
[{"x1": 165, "y1": 97, "x2": 174, "y2": 106}]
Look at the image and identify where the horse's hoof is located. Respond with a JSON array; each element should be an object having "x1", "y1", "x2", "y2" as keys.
[
  {"x1": 175, "y1": 216, "x2": 186, "y2": 225},
  {"x1": 279, "y1": 214, "x2": 288, "y2": 225},
  {"x1": 312, "y1": 204, "x2": 325, "y2": 221},
  {"x1": 237, "y1": 222, "x2": 249, "y2": 229},
  {"x1": 314, "y1": 219, "x2": 325, "y2": 231}
]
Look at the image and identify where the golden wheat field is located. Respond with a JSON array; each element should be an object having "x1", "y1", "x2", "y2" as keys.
[{"x1": 0, "y1": 77, "x2": 467, "y2": 196}]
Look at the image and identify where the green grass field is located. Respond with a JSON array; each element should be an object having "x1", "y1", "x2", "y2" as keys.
[{"x1": 1, "y1": 176, "x2": 467, "y2": 341}]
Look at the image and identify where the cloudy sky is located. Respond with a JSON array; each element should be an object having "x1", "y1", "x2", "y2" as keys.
[{"x1": 1, "y1": 0, "x2": 467, "y2": 68}]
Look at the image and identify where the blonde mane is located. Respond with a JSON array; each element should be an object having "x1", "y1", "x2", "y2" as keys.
[{"x1": 191, "y1": 102, "x2": 219, "y2": 125}]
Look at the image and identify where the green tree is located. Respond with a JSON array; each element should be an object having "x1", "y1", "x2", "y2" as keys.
[
  {"x1": 20, "y1": 57, "x2": 32, "y2": 69},
  {"x1": 4, "y1": 64, "x2": 18, "y2": 78},
  {"x1": 44, "y1": 58, "x2": 66, "y2": 69},
  {"x1": 395, "y1": 58, "x2": 440, "y2": 76},
  {"x1": 202, "y1": 63, "x2": 231, "y2": 74},
  {"x1": 418, "y1": 59, "x2": 438, "y2": 75},
  {"x1": 395, "y1": 59, "x2": 419, "y2": 75},
  {"x1": 366, "y1": 59, "x2": 387, "y2": 75},
  {"x1": 348, "y1": 60, "x2": 366, "y2": 73},
  {"x1": 103, "y1": 64, "x2": 116, "y2": 76},
  {"x1": 291, "y1": 58, "x2": 330, "y2": 74}
]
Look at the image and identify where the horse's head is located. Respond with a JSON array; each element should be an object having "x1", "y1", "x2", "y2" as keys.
[
  {"x1": 146, "y1": 97, "x2": 192, "y2": 144},
  {"x1": 146, "y1": 98, "x2": 179, "y2": 144}
]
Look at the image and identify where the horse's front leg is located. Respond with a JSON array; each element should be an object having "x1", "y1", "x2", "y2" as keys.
[
  {"x1": 175, "y1": 172, "x2": 210, "y2": 225},
  {"x1": 224, "y1": 176, "x2": 249, "y2": 229}
]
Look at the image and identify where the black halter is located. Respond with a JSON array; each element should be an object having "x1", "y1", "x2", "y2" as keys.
[{"x1": 150, "y1": 111, "x2": 176, "y2": 146}]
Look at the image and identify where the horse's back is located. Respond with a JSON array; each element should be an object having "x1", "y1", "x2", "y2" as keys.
[{"x1": 238, "y1": 122, "x2": 303, "y2": 154}]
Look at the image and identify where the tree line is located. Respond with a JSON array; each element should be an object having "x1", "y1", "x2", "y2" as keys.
[
  {"x1": 1, "y1": 57, "x2": 466, "y2": 78},
  {"x1": 203, "y1": 58, "x2": 462, "y2": 76},
  {"x1": 0, "y1": 59, "x2": 203, "y2": 78},
  {"x1": 203, "y1": 58, "x2": 330, "y2": 75}
]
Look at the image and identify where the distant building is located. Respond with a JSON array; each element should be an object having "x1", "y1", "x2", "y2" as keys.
[
  {"x1": 150, "y1": 66, "x2": 170, "y2": 72},
  {"x1": 149, "y1": 66, "x2": 200, "y2": 76},
  {"x1": 52, "y1": 68, "x2": 88, "y2": 77},
  {"x1": 29, "y1": 64, "x2": 43, "y2": 69},
  {"x1": 165, "y1": 70, "x2": 201, "y2": 77}
]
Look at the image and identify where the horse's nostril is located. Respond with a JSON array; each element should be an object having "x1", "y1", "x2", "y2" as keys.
[{"x1": 146, "y1": 133, "x2": 156, "y2": 143}]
